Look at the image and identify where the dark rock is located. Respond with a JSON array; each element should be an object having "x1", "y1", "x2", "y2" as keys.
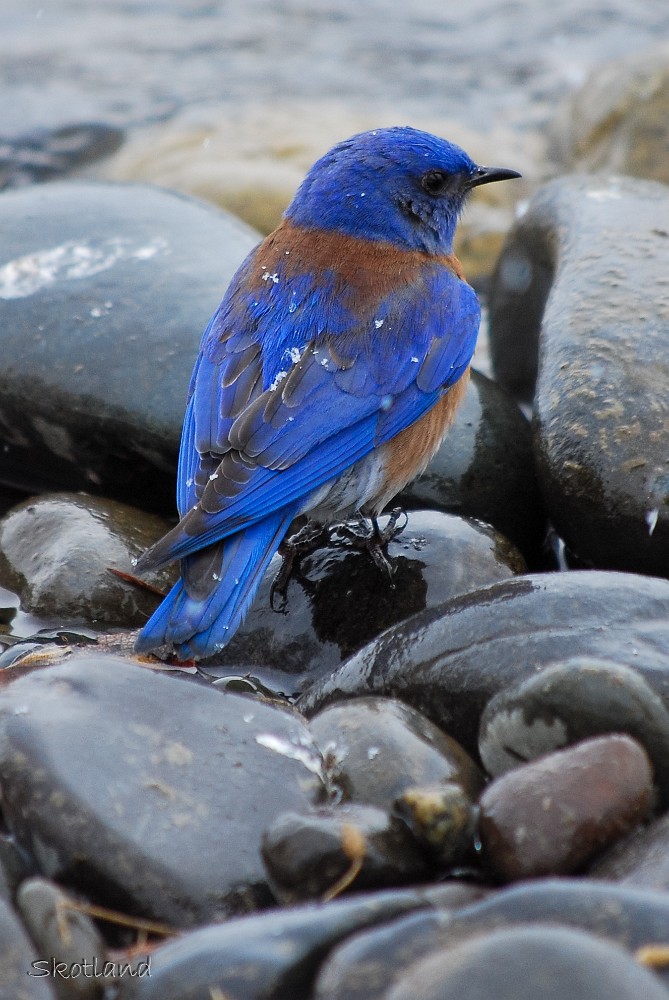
[
  {"x1": 0, "y1": 894, "x2": 56, "y2": 999},
  {"x1": 397, "y1": 370, "x2": 545, "y2": 564},
  {"x1": 261, "y1": 804, "x2": 430, "y2": 904},
  {"x1": 0, "y1": 181, "x2": 259, "y2": 513},
  {"x1": 298, "y1": 571, "x2": 669, "y2": 758},
  {"x1": 394, "y1": 783, "x2": 477, "y2": 867},
  {"x1": 115, "y1": 885, "x2": 454, "y2": 1000},
  {"x1": 0, "y1": 492, "x2": 176, "y2": 628},
  {"x1": 488, "y1": 175, "x2": 669, "y2": 575},
  {"x1": 0, "y1": 831, "x2": 33, "y2": 900},
  {"x1": 314, "y1": 907, "x2": 466, "y2": 1000},
  {"x1": 479, "y1": 657, "x2": 669, "y2": 806},
  {"x1": 17, "y1": 877, "x2": 107, "y2": 1000},
  {"x1": 0, "y1": 123, "x2": 124, "y2": 189},
  {"x1": 314, "y1": 878, "x2": 669, "y2": 999},
  {"x1": 384, "y1": 924, "x2": 669, "y2": 1000},
  {"x1": 206, "y1": 510, "x2": 525, "y2": 695},
  {"x1": 478, "y1": 734, "x2": 653, "y2": 881},
  {"x1": 309, "y1": 697, "x2": 483, "y2": 810},
  {"x1": 0, "y1": 655, "x2": 324, "y2": 926},
  {"x1": 590, "y1": 811, "x2": 669, "y2": 891}
]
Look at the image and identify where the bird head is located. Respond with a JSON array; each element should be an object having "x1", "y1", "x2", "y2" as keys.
[{"x1": 285, "y1": 126, "x2": 520, "y2": 255}]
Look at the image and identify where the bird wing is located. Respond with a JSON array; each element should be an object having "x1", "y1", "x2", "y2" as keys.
[{"x1": 139, "y1": 256, "x2": 479, "y2": 571}]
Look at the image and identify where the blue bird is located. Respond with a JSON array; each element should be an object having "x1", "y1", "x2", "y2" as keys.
[{"x1": 134, "y1": 126, "x2": 520, "y2": 660}]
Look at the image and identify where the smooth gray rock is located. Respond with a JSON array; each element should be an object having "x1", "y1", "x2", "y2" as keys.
[
  {"x1": 298, "y1": 571, "x2": 669, "y2": 757},
  {"x1": 0, "y1": 893, "x2": 56, "y2": 999},
  {"x1": 0, "y1": 655, "x2": 324, "y2": 927},
  {"x1": 0, "y1": 492, "x2": 176, "y2": 627},
  {"x1": 0, "y1": 181, "x2": 259, "y2": 512},
  {"x1": 488, "y1": 175, "x2": 669, "y2": 575},
  {"x1": 315, "y1": 879, "x2": 669, "y2": 999},
  {"x1": 479, "y1": 657, "x2": 669, "y2": 805},
  {"x1": 385, "y1": 925, "x2": 669, "y2": 1000},
  {"x1": 17, "y1": 877, "x2": 107, "y2": 1000},
  {"x1": 115, "y1": 886, "x2": 455, "y2": 1000}
]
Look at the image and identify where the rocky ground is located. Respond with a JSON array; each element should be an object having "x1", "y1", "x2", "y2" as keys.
[{"x1": 0, "y1": 42, "x2": 668, "y2": 1000}]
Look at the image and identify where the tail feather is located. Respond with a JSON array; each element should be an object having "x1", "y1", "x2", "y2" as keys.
[{"x1": 135, "y1": 506, "x2": 298, "y2": 659}]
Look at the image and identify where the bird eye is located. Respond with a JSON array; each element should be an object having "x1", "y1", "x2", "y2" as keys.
[{"x1": 420, "y1": 169, "x2": 448, "y2": 195}]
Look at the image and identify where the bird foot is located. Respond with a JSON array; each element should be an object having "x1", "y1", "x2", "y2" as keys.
[
  {"x1": 270, "y1": 521, "x2": 330, "y2": 610},
  {"x1": 337, "y1": 507, "x2": 408, "y2": 583}
]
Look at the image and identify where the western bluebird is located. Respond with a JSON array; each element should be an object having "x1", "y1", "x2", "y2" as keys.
[{"x1": 134, "y1": 126, "x2": 520, "y2": 659}]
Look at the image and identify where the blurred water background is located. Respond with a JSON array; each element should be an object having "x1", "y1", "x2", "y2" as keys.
[{"x1": 2, "y1": 0, "x2": 668, "y2": 137}]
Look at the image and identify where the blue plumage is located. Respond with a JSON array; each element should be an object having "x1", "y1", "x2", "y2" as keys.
[{"x1": 135, "y1": 126, "x2": 519, "y2": 659}]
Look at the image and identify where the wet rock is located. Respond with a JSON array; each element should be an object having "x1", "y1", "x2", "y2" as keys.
[
  {"x1": 591, "y1": 812, "x2": 669, "y2": 891},
  {"x1": 397, "y1": 370, "x2": 545, "y2": 565},
  {"x1": 394, "y1": 783, "x2": 477, "y2": 867},
  {"x1": 488, "y1": 175, "x2": 669, "y2": 575},
  {"x1": 0, "y1": 654, "x2": 324, "y2": 927},
  {"x1": 549, "y1": 43, "x2": 669, "y2": 184},
  {"x1": 0, "y1": 181, "x2": 259, "y2": 513},
  {"x1": 0, "y1": 894, "x2": 56, "y2": 999},
  {"x1": 315, "y1": 878, "x2": 669, "y2": 999},
  {"x1": 206, "y1": 510, "x2": 524, "y2": 696},
  {"x1": 115, "y1": 885, "x2": 452, "y2": 1000},
  {"x1": 384, "y1": 924, "x2": 669, "y2": 1000},
  {"x1": 313, "y1": 903, "x2": 474, "y2": 1000},
  {"x1": 261, "y1": 804, "x2": 430, "y2": 904},
  {"x1": 479, "y1": 657, "x2": 669, "y2": 806},
  {"x1": 299, "y1": 571, "x2": 669, "y2": 758},
  {"x1": 17, "y1": 877, "x2": 107, "y2": 1000},
  {"x1": 0, "y1": 492, "x2": 176, "y2": 628},
  {"x1": 478, "y1": 734, "x2": 653, "y2": 881},
  {"x1": 309, "y1": 697, "x2": 483, "y2": 811},
  {"x1": 0, "y1": 831, "x2": 32, "y2": 900},
  {"x1": 0, "y1": 122, "x2": 123, "y2": 190}
]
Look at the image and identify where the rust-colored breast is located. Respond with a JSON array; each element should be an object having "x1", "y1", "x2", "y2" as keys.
[
  {"x1": 382, "y1": 368, "x2": 470, "y2": 490},
  {"x1": 250, "y1": 220, "x2": 465, "y2": 307}
]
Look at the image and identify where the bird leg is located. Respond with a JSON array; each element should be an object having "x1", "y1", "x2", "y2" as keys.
[
  {"x1": 338, "y1": 507, "x2": 408, "y2": 582},
  {"x1": 270, "y1": 521, "x2": 329, "y2": 609}
]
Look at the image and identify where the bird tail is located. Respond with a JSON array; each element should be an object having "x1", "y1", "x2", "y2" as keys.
[{"x1": 135, "y1": 506, "x2": 298, "y2": 660}]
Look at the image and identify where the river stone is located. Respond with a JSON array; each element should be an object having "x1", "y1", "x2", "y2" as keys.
[
  {"x1": 0, "y1": 654, "x2": 324, "y2": 927},
  {"x1": 549, "y1": 43, "x2": 669, "y2": 183},
  {"x1": 0, "y1": 894, "x2": 56, "y2": 1000},
  {"x1": 0, "y1": 122, "x2": 123, "y2": 189},
  {"x1": 205, "y1": 510, "x2": 524, "y2": 695},
  {"x1": 314, "y1": 878, "x2": 669, "y2": 999},
  {"x1": 115, "y1": 885, "x2": 455, "y2": 1000},
  {"x1": 479, "y1": 657, "x2": 669, "y2": 806},
  {"x1": 309, "y1": 697, "x2": 483, "y2": 811},
  {"x1": 17, "y1": 877, "x2": 107, "y2": 1000},
  {"x1": 0, "y1": 181, "x2": 259, "y2": 513},
  {"x1": 298, "y1": 571, "x2": 669, "y2": 758},
  {"x1": 397, "y1": 370, "x2": 545, "y2": 565},
  {"x1": 0, "y1": 492, "x2": 176, "y2": 628},
  {"x1": 384, "y1": 924, "x2": 669, "y2": 1000},
  {"x1": 261, "y1": 804, "x2": 430, "y2": 904},
  {"x1": 590, "y1": 812, "x2": 669, "y2": 891},
  {"x1": 488, "y1": 175, "x2": 669, "y2": 575},
  {"x1": 478, "y1": 734, "x2": 653, "y2": 881}
]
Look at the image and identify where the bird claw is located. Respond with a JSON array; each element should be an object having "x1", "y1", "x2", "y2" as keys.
[
  {"x1": 269, "y1": 521, "x2": 329, "y2": 610},
  {"x1": 337, "y1": 507, "x2": 408, "y2": 585}
]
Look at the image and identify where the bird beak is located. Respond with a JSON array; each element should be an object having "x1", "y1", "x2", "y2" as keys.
[{"x1": 467, "y1": 166, "x2": 522, "y2": 188}]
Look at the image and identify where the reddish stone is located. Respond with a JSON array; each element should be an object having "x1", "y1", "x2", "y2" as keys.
[{"x1": 479, "y1": 734, "x2": 653, "y2": 881}]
